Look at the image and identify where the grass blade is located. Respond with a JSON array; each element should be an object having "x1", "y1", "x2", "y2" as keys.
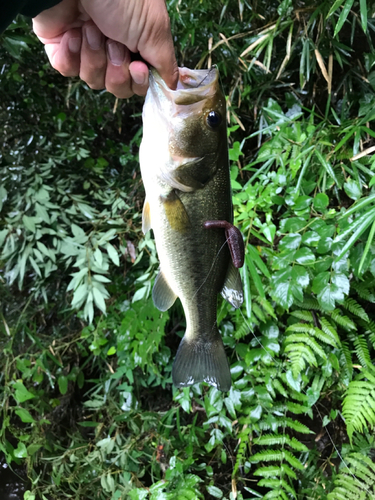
[
  {"x1": 358, "y1": 219, "x2": 375, "y2": 274},
  {"x1": 315, "y1": 150, "x2": 340, "y2": 186},
  {"x1": 334, "y1": 208, "x2": 375, "y2": 261},
  {"x1": 359, "y1": 0, "x2": 367, "y2": 33},
  {"x1": 246, "y1": 253, "x2": 266, "y2": 299},
  {"x1": 242, "y1": 259, "x2": 252, "y2": 319},
  {"x1": 334, "y1": 0, "x2": 355, "y2": 37}
]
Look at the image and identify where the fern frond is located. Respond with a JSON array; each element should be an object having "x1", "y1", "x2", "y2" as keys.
[
  {"x1": 286, "y1": 322, "x2": 338, "y2": 347},
  {"x1": 284, "y1": 343, "x2": 313, "y2": 377},
  {"x1": 272, "y1": 378, "x2": 289, "y2": 398},
  {"x1": 327, "y1": 453, "x2": 375, "y2": 500},
  {"x1": 320, "y1": 317, "x2": 341, "y2": 346},
  {"x1": 352, "y1": 334, "x2": 372, "y2": 368},
  {"x1": 290, "y1": 310, "x2": 314, "y2": 322},
  {"x1": 263, "y1": 490, "x2": 289, "y2": 500},
  {"x1": 233, "y1": 425, "x2": 250, "y2": 476},
  {"x1": 343, "y1": 298, "x2": 369, "y2": 321},
  {"x1": 254, "y1": 464, "x2": 297, "y2": 479},
  {"x1": 249, "y1": 449, "x2": 304, "y2": 470},
  {"x1": 340, "y1": 341, "x2": 353, "y2": 381},
  {"x1": 285, "y1": 334, "x2": 326, "y2": 359},
  {"x1": 254, "y1": 433, "x2": 308, "y2": 452},
  {"x1": 363, "y1": 320, "x2": 375, "y2": 350},
  {"x1": 294, "y1": 298, "x2": 321, "y2": 310},
  {"x1": 255, "y1": 296, "x2": 277, "y2": 318},
  {"x1": 351, "y1": 281, "x2": 375, "y2": 303},
  {"x1": 331, "y1": 309, "x2": 357, "y2": 331},
  {"x1": 233, "y1": 318, "x2": 251, "y2": 340},
  {"x1": 252, "y1": 302, "x2": 267, "y2": 323},
  {"x1": 342, "y1": 367, "x2": 375, "y2": 441},
  {"x1": 258, "y1": 478, "x2": 296, "y2": 498}
]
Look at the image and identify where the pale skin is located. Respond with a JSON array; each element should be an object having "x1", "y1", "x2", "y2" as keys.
[{"x1": 32, "y1": 0, "x2": 179, "y2": 98}]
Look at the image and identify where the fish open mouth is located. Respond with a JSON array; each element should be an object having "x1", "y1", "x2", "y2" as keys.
[{"x1": 149, "y1": 67, "x2": 219, "y2": 105}]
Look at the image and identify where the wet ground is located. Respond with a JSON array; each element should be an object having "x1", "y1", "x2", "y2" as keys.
[{"x1": 0, "y1": 454, "x2": 28, "y2": 500}]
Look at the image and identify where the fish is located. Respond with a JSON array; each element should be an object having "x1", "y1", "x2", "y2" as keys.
[{"x1": 139, "y1": 67, "x2": 244, "y2": 392}]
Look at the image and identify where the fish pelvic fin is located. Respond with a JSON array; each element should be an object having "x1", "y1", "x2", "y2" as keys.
[
  {"x1": 142, "y1": 199, "x2": 152, "y2": 234},
  {"x1": 153, "y1": 270, "x2": 177, "y2": 311},
  {"x1": 172, "y1": 330, "x2": 231, "y2": 392}
]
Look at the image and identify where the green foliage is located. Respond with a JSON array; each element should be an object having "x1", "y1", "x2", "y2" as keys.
[{"x1": 1, "y1": 1, "x2": 375, "y2": 499}]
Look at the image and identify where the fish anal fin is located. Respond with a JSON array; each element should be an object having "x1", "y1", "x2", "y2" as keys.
[
  {"x1": 152, "y1": 270, "x2": 177, "y2": 312},
  {"x1": 172, "y1": 332, "x2": 231, "y2": 392},
  {"x1": 142, "y1": 199, "x2": 152, "y2": 234},
  {"x1": 221, "y1": 260, "x2": 243, "y2": 309},
  {"x1": 162, "y1": 190, "x2": 191, "y2": 233}
]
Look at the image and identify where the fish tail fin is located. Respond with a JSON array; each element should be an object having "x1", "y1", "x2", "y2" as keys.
[{"x1": 172, "y1": 329, "x2": 231, "y2": 392}]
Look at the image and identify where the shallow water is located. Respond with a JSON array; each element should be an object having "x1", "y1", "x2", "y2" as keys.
[{"x1": 0, "y1": 454, "x2": 28, "y2": 500}]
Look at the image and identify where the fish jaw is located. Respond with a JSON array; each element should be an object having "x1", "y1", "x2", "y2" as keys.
[{"x1": 140, "y1": 67, "x2": 227, "y2": 193}]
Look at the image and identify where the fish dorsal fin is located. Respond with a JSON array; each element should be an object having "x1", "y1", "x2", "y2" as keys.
[
  {"x1": 142, "y1": 199, "x2": 152, "y2": 234},
  {"x1": 152, "y1": 270, "x2": 177, "y2": 312},
  {"x1": 221, "y1": 260, "x2": 243, "y2": 309}
]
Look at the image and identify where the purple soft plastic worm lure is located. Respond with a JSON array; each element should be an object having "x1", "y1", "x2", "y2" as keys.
[{"x1": 204, "y1": 220, "x2": 244, "y2": 268}]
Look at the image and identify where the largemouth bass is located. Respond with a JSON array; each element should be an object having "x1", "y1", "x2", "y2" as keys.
[{"x1": 139, "y1": 67, "x2": 243, "y2": 392}]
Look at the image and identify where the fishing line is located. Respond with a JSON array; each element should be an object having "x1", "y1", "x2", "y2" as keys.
[
  {"x1": 197, "y1": 66, "x2": 216, "y2": 88},
  {"x1": 236, "y1": 306, "x2": 363, "y2": 490},
  {"x1": 190, "y1": 237, "x2": 229, "y2": 302}
]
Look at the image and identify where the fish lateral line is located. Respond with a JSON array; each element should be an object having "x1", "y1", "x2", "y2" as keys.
[{"x1": 204, "y1": 220, "x2": 244, "y2": 268}]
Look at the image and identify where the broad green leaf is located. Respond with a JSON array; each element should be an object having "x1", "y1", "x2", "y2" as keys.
[
  {"x1": 313, "y1": 193, "x2": 329, "y2": 210},
  {"x1": 14, "y1": 408, "x2": 35, "y2": 423},
  {"x1": 22, "y1": 215, "x2": 36, "y2": 232},
  {"x1": 93, "y1": 286, "x2": 107, "y2": 313},
  {"x1": 344, "y1": 179, "x2": 362, "y2": 200},
  {"x1": 206, "y1": 485, "x2": 223, "y2": 498},
  {"x1": 92, "y1": 274, "x2": 111, "y2": 283},
  {"x1": 294, "y1": 247, "x2": 316, "y2": 264},
  {"x1": 13, "y1": 442, "x2": 27, "y2": 458},
  {"x1": 106, "y1": 242, "x2": 120, "y2": 266},
  {"x1": 279, "y1": 233, "x2": 302, "y2": 250},
  {"x1": 13, "y1": 381, "x2": 35, "y2": 403},
  {"x1": 58, "y1": 375, "x2": 68, "y2": 395}
]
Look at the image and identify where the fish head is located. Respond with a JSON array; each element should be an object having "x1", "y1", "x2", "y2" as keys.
[{"x1": 141, "y1": 67, "x2": 227, "y2": 192}]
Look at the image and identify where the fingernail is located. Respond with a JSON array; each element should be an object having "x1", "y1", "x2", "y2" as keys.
[
  {"x1": 68, "y1": 37, "x2": 81, "y2": 54},
  {"x1": 108, "y1": 41, "x2": 125, "y2": 66},
  {"x1": 132, "y1": 72, "x2": 146, "y2": 86},
  {"x1": 85, "y1": 25, "x2": 103, "y2": 50}
]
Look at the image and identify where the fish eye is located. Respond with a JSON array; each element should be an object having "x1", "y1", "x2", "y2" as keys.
[{"x1": 206, "y1": 110, "x2": 222, "y2": 129}]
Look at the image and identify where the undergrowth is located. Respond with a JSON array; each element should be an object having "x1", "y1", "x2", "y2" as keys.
[{"x1": 1, "y1": 1, "x2": 375, "y2": 499}]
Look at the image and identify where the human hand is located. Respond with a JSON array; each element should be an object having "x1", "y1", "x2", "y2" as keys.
[{"x1": 32, "y1": 0, "x2": 178, "y2": 98}]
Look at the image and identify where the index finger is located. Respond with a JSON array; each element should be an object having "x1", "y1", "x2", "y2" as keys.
[{"x1": 138, "y1": 8, "x2": 179, "y2": 90}]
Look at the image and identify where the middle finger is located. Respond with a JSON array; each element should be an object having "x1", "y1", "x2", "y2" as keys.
[{"x1": 80, "y1": 21, "x2": 107, "y2": 90}]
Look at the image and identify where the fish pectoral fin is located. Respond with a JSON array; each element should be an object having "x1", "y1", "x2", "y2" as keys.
[
  {"x1": 161, "y1": 190, "x2": 191, "y2": 233},
  {"x1": 142, "y1": 199, "x2": 152, "y2": 234},
  {"x1": 162, "y1": 155, "x2": 217, "y2": 192},
  {"x1": 172, "y1": 330, "x2": 231, "y2": 392},
  {"x1": 152, "y1": 271, "x2": 177, "y2": 312},
  {"x1": 221, "y1": 260, "x2": 243, "y2": 309}
]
